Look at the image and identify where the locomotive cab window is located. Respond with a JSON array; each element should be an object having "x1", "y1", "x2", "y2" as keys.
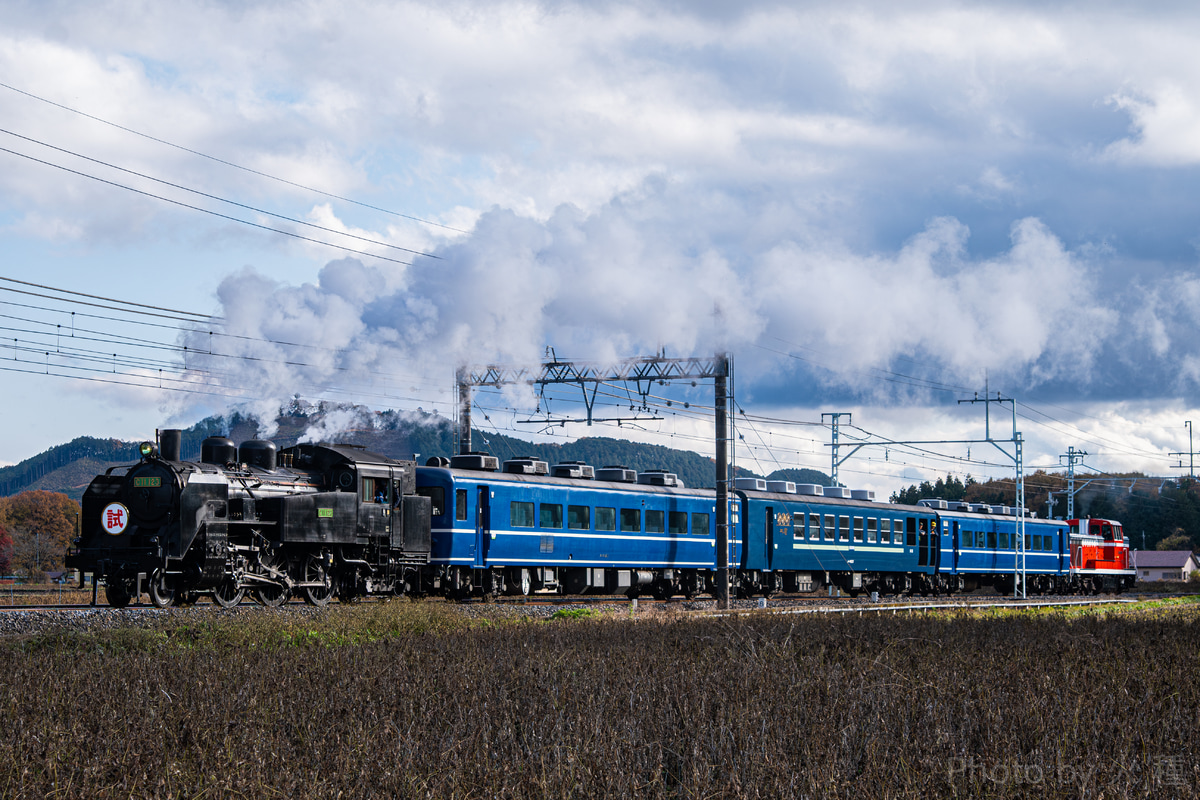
[{"x1": 418, "y1": 486, "x2": 445, "y2": 517}]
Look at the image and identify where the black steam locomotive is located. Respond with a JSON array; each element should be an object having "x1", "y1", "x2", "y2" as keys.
[{"x1": 65, "y1": 429, "x2": 431, "y2": 608}]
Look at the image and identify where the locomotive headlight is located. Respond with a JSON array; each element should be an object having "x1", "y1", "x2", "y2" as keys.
[{"x1": 139, "y1": 441, "x2": 157, "y2": 458}]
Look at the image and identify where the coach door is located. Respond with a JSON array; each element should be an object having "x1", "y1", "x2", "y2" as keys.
[{"x1": 474, "y1": 486, "x2": 491, "y2": 568}]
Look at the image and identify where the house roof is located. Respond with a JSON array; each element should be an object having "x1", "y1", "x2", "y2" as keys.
[{"x1": 1132, "y1": 550, "x2": 1198, "y2": 569}]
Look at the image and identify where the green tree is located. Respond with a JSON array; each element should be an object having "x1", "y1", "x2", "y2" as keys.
[{"x1": 1156, "y1": 530, "x2": 1196, "y2": 552}]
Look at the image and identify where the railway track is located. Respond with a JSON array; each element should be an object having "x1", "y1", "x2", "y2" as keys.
[{"x1": 1, "y1": 589, "x2": 1183, "y2": 615}]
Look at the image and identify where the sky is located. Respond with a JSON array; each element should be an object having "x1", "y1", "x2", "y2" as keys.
[{"x1": 2, "y1": 1, "x2": 1200, "y2": 500}]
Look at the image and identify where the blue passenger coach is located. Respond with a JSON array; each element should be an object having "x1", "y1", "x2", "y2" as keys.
[
  {"x1": 414, "y1": 452, "x2": 1132, "y2": 600},
  {"x1": 416, "y1": 454, "x2": 724, "y2": 598}
]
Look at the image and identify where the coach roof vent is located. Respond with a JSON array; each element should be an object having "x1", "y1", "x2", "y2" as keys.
[
  {"x1": 947, "y1": 501, "x2": 969, "y2": 512},
  {"x1": 734, "y1": 477, "x2": 767, "y2": 492},
  {"x1": 918, "y1": 498, "x2": 948, "y2": 510},
  {"x1": 502, "y1": 457, "x2": 549, "y2": 475},
  {"x1": 551, "y1": 462, "x2": 595, "y2": 479},
  {"x1": 969, "y1": 503, "x2": 991, "y2": 513},
  {"x1": 795, "y1": 484, "x2": 823, "y2": 496},
  {"x1": 596, "y1": 466, "x2": 637, "y2": 483},
  {"x1": 639, "y1": 470, "x2": 682, "y2": 488},
  {"x1": 450, "y1": 452, "x2": 500, "y2": 472},
  {"x1": 990, "y1": 505, "x2": 1011, "y2": 515},
  {"x1": 824, "y1": 486, "x2": 851, "y2": 499},
  {"x1": 850, "y1": 489, "x2": 875, "y2": 501},
  {"x1": 767, "y1": 480, "x2": 798, "y2": 494}
]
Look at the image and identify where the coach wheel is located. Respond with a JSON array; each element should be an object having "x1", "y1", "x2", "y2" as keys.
[
  {"x1": 211, "y1": 579, "x2": 244, "y2": 609},
  {"x1": 651, "y1": 581, "x2": 673, "y2": 601},
  {"x1": 302, "y1": 554, "x2": 334, "y2": 608},
  {"x1": 105, "y1": 578, "x2": 133, "y2": 609},
  {"x1": 148, "y1": 570, "x2": 177, "y2": 609},
  {"x1": 507, "y1": 568, "x2": 532, "y2": 597}
]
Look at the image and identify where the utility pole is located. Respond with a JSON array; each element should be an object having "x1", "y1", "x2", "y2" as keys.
[
  {"x1": 1170, "y1": 420, "x2": 1196, "y2": 479},
  {"x1": 821, "y1": 412, "x2": 852, "y2": 486},
  {"x1": 1060, "y1": 447, "x2": 1088, "y2": 519},
  {"x1": 959, "y1": 390, "x2": 1025, "y2": 598}
]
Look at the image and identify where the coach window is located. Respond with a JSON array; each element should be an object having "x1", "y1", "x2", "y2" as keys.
[
  {"x1": 906, "y1": 518, "x2": 917, "y2": 547},
  {"x1": 881, "y1": 518, "x2": 891, "y2": 544},
  {"x1": 692, "y1": 512, "x2": 710, "y2": 537},
  {"x1": 867, "y1": 518, "x2": 878, "y2": 543},
  {"x1": 824, "y1": 514, "x2": 836, "y2": 542},
  {"x1": 810, "y1": 513, "x2": 821, "y2": 540},
  {"x1": 620, "y1": 508, "x2": 641, "y2": 533},
  {"x1": 961, "y1": 529, "x2": 970, "y2": 548},
  {"x1": 1024, "y1": 533, "x2": 1032, "y2": 550},
  {"x1": 976, "y1": 531, "x2": 986, "y2": 549},
  {"x1": 839, "y1": 516, "x2": 850, "y2": 542},
  {"x1": 669, "y1": 511, "x2": 689, "y2": 535},
  {"x1": 540, "y1": 503, "x2": 563, "y2": 529},
  {"x1": 646, "y1": 510, "x2": 666, "y2": 534},
  {"x1": 456, "y1": 490, "x2": 468, "y2": 521},
  {"x1": 999, "y1": 532, "x2": 1010, "y2": 549},
  {"x1": 853, "y1": 517, "x2": 864, "y2": 542},
  {"x1": 1033, "y1": 535, "x2": 1043, "y2": 552},
  {"x1": 987, "y1": 531, "x2": 996, "y2": 550},
  {"x1": 510, "y1": 501, "x2": 534, "y2": 528},
  {"x1": 417, "y1": 486, "x2": 445, "y2": 517},
  {"x1": 568, "y1": 505, "x2": 590, "y2": 530},
  {"x1": 596, "y1": 507, "x2": 616, "y2": 532}
]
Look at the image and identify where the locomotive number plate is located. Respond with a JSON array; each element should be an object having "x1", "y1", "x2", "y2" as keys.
[
  {"x1": 317, "y1": 508, "x2": 333, "y2": 518},
  {"x1": 133, "y1": 476, "x2": 162, "y2": 488}
]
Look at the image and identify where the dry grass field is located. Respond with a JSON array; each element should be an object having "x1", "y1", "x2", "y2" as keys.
[{"x1": 1, "y1": 598, "x2": 1197, "y2": 798}]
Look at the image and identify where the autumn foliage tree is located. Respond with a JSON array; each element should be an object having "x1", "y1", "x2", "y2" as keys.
[
  {"x1": 0, "y1": 522, "x2": 11, "y2": 574},
  {"x1": 0, "y1": 490, "x2": 80, "y2": 578}
]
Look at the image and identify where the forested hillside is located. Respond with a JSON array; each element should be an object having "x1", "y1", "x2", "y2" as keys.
[{"x1": 0, "y1": 404, "x2": 831, "y2": 499}]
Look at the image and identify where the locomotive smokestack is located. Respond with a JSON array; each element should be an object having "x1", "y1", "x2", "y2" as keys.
[{"x1": 159, "y1": 429, "x2": 182, "y2": 462}]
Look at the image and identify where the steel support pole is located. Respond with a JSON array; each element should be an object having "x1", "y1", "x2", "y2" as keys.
[
  {"x1": 456, "y1": 367, "x2": 472, "y2": 455},
  {"x1": 715, "y1": 352, "x2": 731, "y2": 610}
]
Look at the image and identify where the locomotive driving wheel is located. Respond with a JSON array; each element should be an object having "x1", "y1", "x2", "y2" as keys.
[
  {"x1": 148, "y1": 569, "x2": 177, "y2": 608},
  {"x1": 253, "y1": 549, "x2": 290, "y2": 608},
  {"x1": 211, "y1": 577, "x2": 244, "y2": 609},
  {"x1": 302, "y1": 553, "x2": 334, "y2": 608}
]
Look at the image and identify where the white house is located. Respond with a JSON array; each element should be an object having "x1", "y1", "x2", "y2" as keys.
[{"x1": 1131, "y1": 551, "x2": 1200, "y2": 582}]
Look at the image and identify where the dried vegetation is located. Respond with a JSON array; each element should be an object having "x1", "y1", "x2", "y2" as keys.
[{"x1": 1, "y1": 599, "x2": 1198, "y2": 798}]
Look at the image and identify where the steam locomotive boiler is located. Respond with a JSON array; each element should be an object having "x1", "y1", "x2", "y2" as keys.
[{"x1": 66, "y1": 429, "x2": 431, "y2": 608}]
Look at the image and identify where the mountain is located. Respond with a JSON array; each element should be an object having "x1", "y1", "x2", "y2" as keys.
[{"x1": 0, "y1": 404, "x2": 830, "y2": 500}]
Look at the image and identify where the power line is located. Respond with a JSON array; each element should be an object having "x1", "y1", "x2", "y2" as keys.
[
  {"x1": 0, "y1": 145, "x2": 417, "y2": 266},
  {"x1": 0, "y1": 79, "x2": 468, "y2": 234},
  {"x1": 0, "y1": 127, "x2": 441, "y2": 260}
]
